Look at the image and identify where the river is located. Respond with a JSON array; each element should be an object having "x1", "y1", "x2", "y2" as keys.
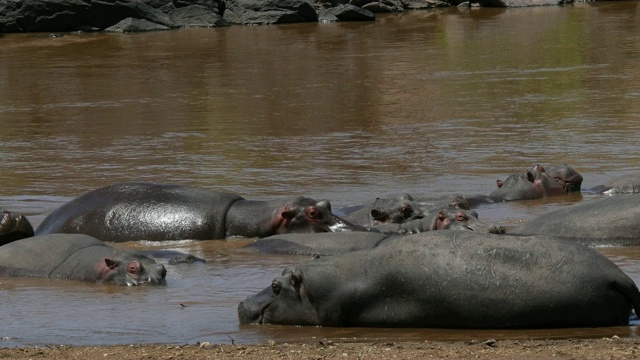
[{"x1": 0, "y1": 1, "x2": 639, "y2": 347}]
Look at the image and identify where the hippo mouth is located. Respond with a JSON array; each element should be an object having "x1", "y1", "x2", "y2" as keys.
[{"x1": 238, "y1": 300, "x2": 267, "y2": 325}]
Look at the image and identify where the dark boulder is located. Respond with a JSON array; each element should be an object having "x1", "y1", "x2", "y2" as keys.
[
  {"x1": 105, "y1": 17, "x2": 172, "y2": 32},
  {"x1": 318, "y1": 4, "x2": 375, "y2": 21},
  {"x1": 224, "y1": 0, "x2": 317, "y2": 24},
  {"x1": 170, "y1": 5, "x2": 225, "y2": 26},
  {"x1": 84, "y1": 0, "x2": 174, "y2": 29},
  {"x1": 0, "y1": 0, "x2": 91, "y2": 32}
]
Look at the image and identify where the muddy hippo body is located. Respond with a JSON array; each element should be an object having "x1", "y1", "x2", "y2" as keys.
[
  {"x1": 35, "y1": 183, "x2": 365, "y2": 242},
  {"x1": 0, "y1": 210, "x2": 34, "y2": 246},
  {"x1": 0, "y1": 234, "x2": 167, "y2": 285},
  {"x1": 239, "y1": 231, "x2": 640, "y2": 328},
  {"x1": 509, "y1": 194, "x2": 640, "y2": 246}
]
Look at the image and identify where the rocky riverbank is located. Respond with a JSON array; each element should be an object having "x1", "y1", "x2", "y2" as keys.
[{"x1": 0, "y1": 0, "x2": 571, "y2": 33}]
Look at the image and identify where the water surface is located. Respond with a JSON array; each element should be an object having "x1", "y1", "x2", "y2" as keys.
[{"x1": 1, "y1": 1, "x2": 640, "y2": 347}]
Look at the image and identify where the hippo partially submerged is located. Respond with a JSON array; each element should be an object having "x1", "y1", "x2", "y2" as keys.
[
  {"x1": 588, "y1": 172, "x2": 640, "y2": 195},
  {"x1": 488, "y1": 164, "x2": 582, "y2": 202},
  {"x1": 36, "y1": 183, "x2": 367, "y2": 242},
  {"x1": 239, "y1": 231, "x2": 640, "y2": 328},
  {"x1": 508, "y1": 194, "x2": 640, "y2": 246},
  {"x1": 0, "y1": 234, "x2": 167, "y2": 285}
]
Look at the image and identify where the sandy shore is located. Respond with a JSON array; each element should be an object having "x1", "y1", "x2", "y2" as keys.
[{"x1": 2, "y1": 337, "x2": 640, "y2": 359}]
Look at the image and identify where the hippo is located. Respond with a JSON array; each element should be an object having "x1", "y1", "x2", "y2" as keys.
[
  {"x1": 508, "y1": 194, "x2": 640, "y2": 246},
  {"x1": 373, "y1": 209, "x2": 504, "y2": 235},
  {"x1": 0, "y1": 234, "x2": 167, "y2": 285},
  {"x1": 35, "y1": 183, "x2": 367, "y2": 243},
  {"x1": 542, "y1": 164, "x2": 583, "y2": 192},
  {"x1": 246, "y1": 211, "x2": 503, "y2": 256},
  {"x1": 587, "y1": 172, "x2": 640, "y2": 195},
  {"x1": 344, "y1": 194, "x2": 424, "y2": 226},
  {"x1": 487, "y1": 164, "x2": 581, "y2": 202},
  {"x1": 0, "y1": 210, "x2": 34, "y2": 246},
  {"x1": 245, "y1": 231, "x2": 392, "y2": 256},
  {"x1": 238, "y1": 231, "x2": 640, "y2": 328}
]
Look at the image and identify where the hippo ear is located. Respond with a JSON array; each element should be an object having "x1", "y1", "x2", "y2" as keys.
[
  {"x1": 290, "y1": 272, "x2": 301, "y2": 287},
  {"x1": 400, "y1": 193, "x2": 414, "y2": 201},
  {"x1": 104, "y1": 258, "x2": 121, "y2": 269},
  {"x1": 280, "y1": 208, "x2": 297, "y2": 220},
  {"x1": 315, "y1": 200, "x2": 331, "y2": 211}
]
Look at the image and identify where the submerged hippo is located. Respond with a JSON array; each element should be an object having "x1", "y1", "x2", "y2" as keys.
[
  {"x1": 0, "y1": 234, "x2": 167, "y2": 285},
  {"x1": 344, "y1": 194, "x2": 424, "y2": 226},
  {"x1": 587, "y1": 172, "x2": 640, "y2": 195},
  {"x1": 509, "y1": 194, "x2": 640, "y2": 246},
  {"x1": 373, "y1": 209, "x2": 504, "y2": 235},
  {"x1": 239, "y1": 231, "x2": 640, "y2": 328},
  {"x1": 36, "y1": 183, "x2": 367, "y2": 242},
  {"x1": 0, "y1": 210, "x2": 34, "y2": 246},
  {"x1": 488, "y1": 164, "x2": 582, "y2": 202}
]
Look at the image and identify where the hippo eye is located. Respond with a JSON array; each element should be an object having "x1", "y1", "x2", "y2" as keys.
[
  {"x1": 272, "y1": 282, "x2": 281, "y2": 296},
  {"x1": 306, "y1": 207, "x2": 321, "y2": 220},
  {"x1": 455, "y1": 212, "x2": 468, "y2": 222}
]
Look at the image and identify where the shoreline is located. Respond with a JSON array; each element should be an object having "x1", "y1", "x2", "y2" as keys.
[{"x1": 2, "y1": 337, "x2": 639, "y2": 359}]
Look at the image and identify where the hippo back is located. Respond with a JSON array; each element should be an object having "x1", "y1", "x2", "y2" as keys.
[
  {"x1": 0, "y1": 234, "x2": 165, "y2": 284},
  {"x1": 241, "y1": 231, "x2": 640, "y2": 328},
  {"x1": 246, "y1": 232, "x2": 391, "y2": 256},
  {"x1": 508, "y1": 195, "x2": 640, "y2": 246},
  {"x1": 35, "y1": 183, "x2": 244, "y2": 242}
]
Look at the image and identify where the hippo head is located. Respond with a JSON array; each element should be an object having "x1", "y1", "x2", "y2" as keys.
[
  {"x1": 370, "y1": 193, "x2": 424, "y2": 225},
  {"x1": 490, "y1": 171, "x2": 545, "y2": 201},
  {"x1": 238, "y1": 268, "x2": 321, "y2": 326},
  {"x1": 543, "y1": 164, "x2": 583, "y2": 193},
  {"x1": 0, "y1": 210, "x2": 35, "y2": 246},
  {"x1": 429, "y1": 210, "x2": 504, "y2": 234},
  {"x1": 99, "y1": 254, "x2": 167, "y2": 286},
  {"x1": 278, "y1": 197, "x2": 370, "y2": 233}
]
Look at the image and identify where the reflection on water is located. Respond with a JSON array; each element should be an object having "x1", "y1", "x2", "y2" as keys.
[{"x1": 1, "y1": 2, "x2": 640, "y2": 347}]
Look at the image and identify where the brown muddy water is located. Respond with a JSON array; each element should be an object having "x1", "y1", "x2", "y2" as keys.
[{"x1": 1, "y1": 1, "x2": 640, "y2": 347}]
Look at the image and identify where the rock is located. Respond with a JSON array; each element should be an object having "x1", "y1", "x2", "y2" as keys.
[
  {"x1": 85, "y1": 0, "x2": 174, "y2": 29},
  {"x1": 318, "y1": 4, "x2": 374, "y2": 21},
  {"x1": 477, "y1": 0, "x2": 571, "y2": 7},
  {"x1": 104, "y1": 17, "x2": 171, "y2": 32},
  {"x1": 169, "y1": 5, "x2": 225, "y2": 27},
  {"x1": 0, "y1": 0, "x2": 91, "y2": 32},
  {"x1": 224, "y1": 0, "x2": 317, "y2": 24}
]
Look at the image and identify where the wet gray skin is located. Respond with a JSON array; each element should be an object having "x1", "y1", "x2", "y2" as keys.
[
  {"x1": 35, "y1": 183, "x2": 369, "y2": 242},
  {"x1": 508, "y1": 194, "x2": 640, "y2": 246},
  {"x1": 372, "y1": 209, "x2": 504, "y2": 235},
  {"x1": 0, "y1": 234, "x2": 167, "y2": 285},
  {"x1": 239, "y1": 231, "x2": 640, "y2": 328},
  {"x1": 345, "y1": 193, "x2": 425, "y2": 226},
  {"x1": 587, "y1": 172, "x2": 640, "y2": 195}
]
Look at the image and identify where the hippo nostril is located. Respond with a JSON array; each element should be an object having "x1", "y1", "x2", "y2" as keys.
[{"x1": 158, "y1": 265, "x2": 167, "y2": 279}]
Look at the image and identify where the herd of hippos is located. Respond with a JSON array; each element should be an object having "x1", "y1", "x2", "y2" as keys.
[{"x1": 2, "y1": 163, "x2": 640, "y2": 330}]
